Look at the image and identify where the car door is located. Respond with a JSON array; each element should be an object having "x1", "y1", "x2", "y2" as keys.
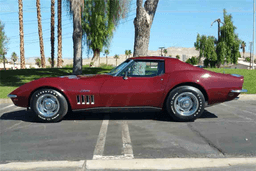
[{"x1": 99, "y1": 60, "x2": 168, "y2": 107}]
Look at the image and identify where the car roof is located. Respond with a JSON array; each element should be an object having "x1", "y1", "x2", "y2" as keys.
[{"x1": 130, "y1": 56, "x2": 177, "y2": 61}]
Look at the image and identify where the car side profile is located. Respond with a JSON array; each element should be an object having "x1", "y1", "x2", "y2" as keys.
[{"x1": 8, "y1": 56, "x2": 247, "y2": 122}]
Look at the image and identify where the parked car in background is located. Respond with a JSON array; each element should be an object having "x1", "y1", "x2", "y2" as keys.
[{"x1": 8, "y1": 56, "x2": 247, "y2": 122}]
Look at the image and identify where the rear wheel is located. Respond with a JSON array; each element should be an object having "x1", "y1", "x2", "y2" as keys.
[
  {"x1": 166, "y1": 86, "x2": 205, "y2": 122},
  {"x1": 30, "y1": 88, "x2": 68, "y2": 122}
]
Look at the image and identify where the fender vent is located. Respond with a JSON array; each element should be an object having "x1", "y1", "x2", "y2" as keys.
[
  {"x1": 77, "y1": 95, "x2": 94, "y2": 105},
  {"x1": 81, "y1": 95, "x2": 85, "y2": 104},
  {"x1": 76, "y1": 95, "x2": 80, "y2": 104}
]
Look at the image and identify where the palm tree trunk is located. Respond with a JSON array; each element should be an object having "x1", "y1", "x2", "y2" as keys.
[
  {"x1": 57, "y1": 0, "x2": 62, "y2": 68},
  {"x1": 51, "y1": 0, "x2": 55, "y2": 68},
  {"x1": 72, "y1": 0, "x2": 83, "y2": 74},
  {"x1": 106, "y1": 56, "x2": 108, "y2": 65},
  {"x1": 133, "y1": 0, "x2": 159, "y2": 57},
  {"x1": 36, "y1": 0, "x2": 46, "y2": 68},
  {"x1": 92, "y1": 49, "x2": 100, "y2": 66},
  {"x1": 18, "y1": 0, "x2": 25, "y2": 69}
]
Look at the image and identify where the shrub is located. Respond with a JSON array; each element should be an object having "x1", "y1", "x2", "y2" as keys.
[
  {"x1": 64, "y1": 64, "x2": 73, "y2": 68},
  {"x1": 186, "y1": 56, "x2": 198, "y2": 65},
  {"x1": 245, "y1": 57, "x2": 250, "y2": 62},
  {"x1": 176, "y1": 55, "x2": 180, "y2": 59}
]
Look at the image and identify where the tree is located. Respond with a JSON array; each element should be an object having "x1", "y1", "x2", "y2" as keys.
[
  {"x1": 18, "y1": 0, "x2": 25, "y2": 69},
  {"x1": 204, "y1": 36, "x2": 217, "y2": 67},
  {"x1": 125, "y1": 50, "x2": 129, "y2": 59},
  {"x1": 0, "y1": 20, "x2": 8, "y2": 59},
  {"x1": 114, "y1": 54, "x2": 119, "y2": 66},
  {"x1": 57, "y1": 0, "x2": 62, "y2": 68},
  {"x1": 176, "y1": 55, "x2": 180, "y2": 59},
  {"x1": 194, "y1": 34, "x2": 207, "y2": 63},
  {"x1": 37, "y1": 0, "x2": 46, "y2": 68},
  {"x1": 66, "y1": 0, "x2": 84, "y2": 74},
  {"x1": 240, "y1": 41, "x2": 246, "y2": 58},
  {"x1": 133, "y1": 0, "x2": 159, "y2": 57},
  {"x1": 82, "y1": 0, "x2": 129, "y2": 66},
  {"x1": 11, "y1": 52, "x2": 18, "y2": 64},
  {"x1": 51, "y1": 0, "x2": 55, "y2": 68},
  {"x1": 0, "y1": 21, "x2": 8, "y2": 70},
  {"x1": 219, "y1": 9, "x2": 241, "y2": 65},
  {"x1": 163, "y1": 49, "x2": 167, "y2": 56},
  {"x1": 35, "y1": 58, "x2": 41, "y2": 67},
  {"x1": 48, "y1": 57, "x2": 55, "y2": 66},
  {"x1": 104, "y1": 49, "x2": 109, "y2": 65},
  {"x1": 128, "y1": 50, "x2": 132, "y2": 58}
]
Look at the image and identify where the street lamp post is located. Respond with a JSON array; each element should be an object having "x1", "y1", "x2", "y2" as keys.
[
  {"x1": 159, "y1": 47, "x2": 164, "y2": 56},
  {"x1": 252, "y1": 0, "x2": 255, "y2": 69}
]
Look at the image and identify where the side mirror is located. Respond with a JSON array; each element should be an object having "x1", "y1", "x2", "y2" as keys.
[{"x1": 123, "y1": 71, "x2": 128, "y2": 80}]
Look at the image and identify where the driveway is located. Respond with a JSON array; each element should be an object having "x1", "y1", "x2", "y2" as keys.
[{"x1": 0, "y1": 99, "x2": 256, "y2": 170}]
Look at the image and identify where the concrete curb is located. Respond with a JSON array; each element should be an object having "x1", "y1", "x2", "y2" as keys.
[
  {"x1": 0, "y1": 160, "x2": 85, "y2": 171},
  {"x1": 1, "y1": 94, "x2": 256, "y2": 105},
  {"x1": 0, "y1": 98, "x2": 12, "y2": 104},
  {"x1": 1, "y1": 158, "x2": 256, "y2": 171}
]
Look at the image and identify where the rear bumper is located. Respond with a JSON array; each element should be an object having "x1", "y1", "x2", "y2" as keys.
[{"x1": 230, "y1": 89, "x2": 248, "y2": 93}]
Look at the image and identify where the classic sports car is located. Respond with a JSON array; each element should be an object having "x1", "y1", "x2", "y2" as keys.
[{"x1": 8, "y1": 56, "x2": 247, "y2": 122}]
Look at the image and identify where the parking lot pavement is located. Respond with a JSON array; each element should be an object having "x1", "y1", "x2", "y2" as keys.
[{"x1": 0, "y1": 99, "x2": 256, "y2": 170}]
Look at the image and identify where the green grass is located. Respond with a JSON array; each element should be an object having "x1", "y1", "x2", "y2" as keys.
[
  {"x1": 206, "y1": 68, "x2": 256, "y2": 94},
  {"x1": 0, "y1": 66, "x2": 113, "y2": 99},
  {"x1": 0, "y1": 67, "x2": 255, "y2": 99}
]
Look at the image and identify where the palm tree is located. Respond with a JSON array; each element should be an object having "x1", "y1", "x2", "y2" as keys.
[
  {"x1": 50, "y1": 0, "x2": 55, "y2": 68},
  {"x1": 57, "y1": 0, "x2": 62, "y2": 68},
  {"x1": 66, "y1": 0, "x2": 84, "y2": 74},
  {"x1": 128, "y1": 50, "x2": 132, "y2": 58},
  {"x1": 125, "y1": 50, "x2": 129, "y2": 59},
  {"x1": 240, "y1": 41, "x2": 246, "y2": 58},
  {"x1": 114, "y1": 54, "x2": 119, "y2": 66},
  {"x1": 18, "y1": 0, "x2": 25, "y2": 69},
  {"x1": 36, "y1": 0, "x2": 46, "y2": 68},
  {"x1": 104, "y1": 49, "x2": 109, "y2": 65},
  {"x1": 163, "y1": 49, "x2": 167, "y2": 56}
]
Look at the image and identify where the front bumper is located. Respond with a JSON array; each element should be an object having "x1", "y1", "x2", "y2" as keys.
[
  {"x1": 8, "y1": 94, "x2": 17, "y2": 98},
  {"x1": 230, "y1": 89, "x2": 248, "y2": 93}
]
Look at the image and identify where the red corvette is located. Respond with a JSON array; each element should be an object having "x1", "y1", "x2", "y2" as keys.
[{"x1": 8, "y1": 56, "x2": 247, "y2": 122}]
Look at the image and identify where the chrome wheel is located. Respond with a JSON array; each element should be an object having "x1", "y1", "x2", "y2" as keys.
[
  {"x1": 36, "y1": 94, "x2": 60, "y2": 117},
  {"x1": 173, "y1": 92, "x2": 199, "y2": 116}
]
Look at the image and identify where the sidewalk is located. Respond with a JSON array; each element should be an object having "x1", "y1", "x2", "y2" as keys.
[{"x1": 1, "y1": 158, "x2": 256, "y2": 171}]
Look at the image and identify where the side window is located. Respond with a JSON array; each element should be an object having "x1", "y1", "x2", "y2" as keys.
[{"x1": 124, "y1": 61, "x2": 164, "y2": 77}]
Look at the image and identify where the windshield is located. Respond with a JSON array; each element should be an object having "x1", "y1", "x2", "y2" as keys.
[{"x1": 107, "y1": 60, "x2": 131, "y2": 76}]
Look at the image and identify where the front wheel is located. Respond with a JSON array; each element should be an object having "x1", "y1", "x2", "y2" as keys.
[
  {"x1": 166, "y1": 86, "x2": 205, "y2": 122},
  {"x1": 30, "y1": 89, "x2": 68, "y2": 122}
]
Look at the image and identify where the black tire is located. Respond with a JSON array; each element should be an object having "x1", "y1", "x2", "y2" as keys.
[
  {"x1": 165, "y1": 86, "x2": 205, "y2": 122},
  {"x1": 30, "y1": 88, "x2": 68, "y2": 122}
]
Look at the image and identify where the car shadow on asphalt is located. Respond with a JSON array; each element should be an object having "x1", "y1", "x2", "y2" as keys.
[{"x1": 0, "y1": 108, "x2": 218, "y2": 123}]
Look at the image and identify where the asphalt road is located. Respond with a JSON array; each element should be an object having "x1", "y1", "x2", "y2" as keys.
[{"x1": 0, "y1": 100, "x2": 256, "y2": 170}]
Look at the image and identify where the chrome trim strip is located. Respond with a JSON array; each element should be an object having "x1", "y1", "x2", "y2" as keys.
[
  {"x1": 231, "y1": 89, "x2": 248, "y2": 93},
  {"x1": 73, "y1": 106, "x2": 162, "y2": 112},
  {"x1": 8, "y1": 94, "x2": 17, "y2": 98},
  {"x1": 231, "y1": 74, "x2": 243, "y2": 78}
]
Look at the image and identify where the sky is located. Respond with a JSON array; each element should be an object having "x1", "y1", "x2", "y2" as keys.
[{"x1": 0, "y1": 0, "x2": 255, "y2": 61}]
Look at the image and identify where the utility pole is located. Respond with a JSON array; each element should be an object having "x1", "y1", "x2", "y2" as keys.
[
  {"x1": 252, "y1": 0, "x2": 255, "y2": 69},
  {"x1": 159, "y1": 47, "x2": 164, "y2": 56},
  {"x1": 211, "y1": 18, "x2": 224, "y2": 41},
  {"x1": 250, "y1": 42, "x2": 253, "y2": 69}
]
